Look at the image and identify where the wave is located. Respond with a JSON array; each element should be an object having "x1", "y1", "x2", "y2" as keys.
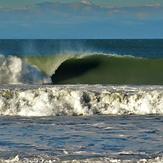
[
  {"x1": 51, "y1": 55, "x2": 163, "y2": 84},
  {"x1": 0, "y1": 55, "x2": 49, "y2": 84},
  {"x1": 1, "y1": 85, "x2": 163, "y2": 116},
  {"x1": 27, "y1": 53, "x2": 163, "y2": 85},
  {"x1": 1, "y1": 53, "x2": 163, "y2": 84}
]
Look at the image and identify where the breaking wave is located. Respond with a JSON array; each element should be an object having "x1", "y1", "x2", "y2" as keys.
[
  {"x1": 1, "y1": 85, "x2": 163, "y2": 116},
  {"x1": 25, "y1": 53, "x2": 163, "y2": 85},
  {"x1": 50, "y1": 54, "x2": 163, "y2": 84},
  {"x1": 0, "y1": 55, "x2": 49, "y2": 84},
  {"x1": 1, "y1": 53, "x2": 163, "y2": 84}
]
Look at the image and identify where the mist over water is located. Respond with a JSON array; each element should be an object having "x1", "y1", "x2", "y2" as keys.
[{"x1": 0, "y1": 39, "x2": 163, "y2": 57}]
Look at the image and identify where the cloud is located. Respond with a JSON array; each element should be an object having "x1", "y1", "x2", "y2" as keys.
[
  {"x1": 0, "y1": 1, "x2": 162, "y2": 24},
  {"x1": 80, "y1": 0, "x2": 92, "y2": 5},
  {"x1": 144, "y1": 3, "x2": 161, "y2": 8}
]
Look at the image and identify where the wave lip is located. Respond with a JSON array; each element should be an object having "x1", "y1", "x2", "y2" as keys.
[{"x1": 1, "y1": 85, "x2": 163, "y2": 117}]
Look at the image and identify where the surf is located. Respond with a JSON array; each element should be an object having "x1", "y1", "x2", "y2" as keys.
[
  {"x1": 1, "y1": 53, "x2": 163, "y2": 85},
  {"x1": 0, "y1": 54, "x2": 49, "y2": 84},
  {"x1": 1, "y1": 85, "x2": 163, "y2": 116},
  {"x1": 28, "y1": 54, "x2": 163, "y2": 85}
]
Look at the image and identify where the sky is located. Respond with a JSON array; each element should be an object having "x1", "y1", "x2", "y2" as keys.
[{"x1": 0, "y1": 0, "x2": 162, "y2": 38}]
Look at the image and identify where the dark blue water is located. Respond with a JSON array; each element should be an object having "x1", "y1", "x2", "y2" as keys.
[{"x1": 0, "y1": 39, "x2": 163, "y2": 58}]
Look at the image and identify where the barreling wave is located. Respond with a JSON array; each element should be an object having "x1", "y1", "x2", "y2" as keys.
[
  {"x1": 27, "y1": 53, "x2": 163, "y2": 85},
  {"x1": 1, "y1": 85, "x2": 163, "y2": 116},
  {"x1": 1, "y1": 53, "x2": 163, "y2": 84}
]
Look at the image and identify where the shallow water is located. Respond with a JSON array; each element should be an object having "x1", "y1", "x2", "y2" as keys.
[{"x1": 0, "y1": 115, "x2": 163, "y2": 162}]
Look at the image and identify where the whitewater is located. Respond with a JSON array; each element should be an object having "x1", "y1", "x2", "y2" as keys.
[
  {"x1": 1, "y1": 39, "x2": 163, "y2": 162},
  {"x1": 0, "y1": 55, "x2": 49, "y2": 84},
  {"x1": 1, "y1": 55, "x2": 163, "y2": 163},
  {"x1": 1, "y1": 85, "x2": 163, "y2": 116}
]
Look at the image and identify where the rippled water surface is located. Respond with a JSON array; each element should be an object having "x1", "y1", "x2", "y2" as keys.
[{"x1": 0, "y1": 115, "x2": 163, "y2": 162}]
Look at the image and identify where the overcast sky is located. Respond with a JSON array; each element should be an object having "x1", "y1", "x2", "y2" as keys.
[{"x1": 0, "y1": 0, "x2": 162, "y2": 38}]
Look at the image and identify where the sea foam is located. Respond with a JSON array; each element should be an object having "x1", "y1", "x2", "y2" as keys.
[
  {"x1": 0, "y1": 154, "x2": 163, "y2": 163},
  {"x1": 0, "y1": 55, "x2": 48, "y2": 84},
  {"x1": 1, "y1": 85, "x2": 163, "y2": 116}
]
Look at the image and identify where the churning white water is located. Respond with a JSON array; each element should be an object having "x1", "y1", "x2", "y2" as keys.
[
  {"x1": 0, "y1": 55, "x2": 48, "y2": 84},
  {"x1": 1, "y1": 85, "x2": 163, "y2": 116}
]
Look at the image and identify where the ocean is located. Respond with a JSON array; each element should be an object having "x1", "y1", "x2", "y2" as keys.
[{"x1": 0, "y1": 39, "x2": 163, "y2": 162}]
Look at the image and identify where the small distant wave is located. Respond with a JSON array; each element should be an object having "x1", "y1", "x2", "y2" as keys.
[
  {"x1": 1, "y1": 85, "x2": 163, "y2": 117},
  {"x1": 0, "y1": 55, "x2": 49, "y2": 84}
]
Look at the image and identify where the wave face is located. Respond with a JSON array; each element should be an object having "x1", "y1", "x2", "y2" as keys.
[
  {"x1": 0, "y1": 55, "x2": 49, "y2": 84},
  {"x1": 0, "y1": 39, "x2": 163, "y2": 85},
  {"x1": 1, "y1": 54, "x2": 163, "y2": 85},
  {"x1": 1, "y1": 85, "x2": 163, "y2": 116},
  {"x1": 27, "y1": 54, "x2": 163, "y2": 85}
]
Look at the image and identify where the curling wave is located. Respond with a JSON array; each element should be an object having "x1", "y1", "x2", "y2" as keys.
[
  {"x1": 1, "y1": 53, "x2": 163, "y2": 84},
  {"x1": 1, "y1": 85, "x2": 163, "y2": 116},
  {"x1": 27, "y1": 54, "x2": 163, "y2": 85},
  {"x1": 50, "y1": 55, "x2": 163, "y2": 84}
]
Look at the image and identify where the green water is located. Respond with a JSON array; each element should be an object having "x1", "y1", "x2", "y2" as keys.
[{"x1": 27, "y1": 55, "x2": 163, "y2": 85}]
